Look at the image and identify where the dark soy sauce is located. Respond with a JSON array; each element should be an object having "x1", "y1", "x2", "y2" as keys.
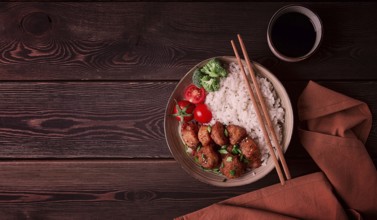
[{"x1": 271, "y1": 12, "x2": 316, "y2": 57}]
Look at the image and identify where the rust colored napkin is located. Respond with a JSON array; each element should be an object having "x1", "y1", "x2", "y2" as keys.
[{"x1": 176, "y1": 81, "x2": 377, "y2": 220}]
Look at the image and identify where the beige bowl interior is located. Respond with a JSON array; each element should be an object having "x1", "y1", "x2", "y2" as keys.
[{"x1": 164, "y1": 56, "x2": 294, "y2": 187}]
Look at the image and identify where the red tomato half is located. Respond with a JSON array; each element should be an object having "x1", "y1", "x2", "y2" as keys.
[
  {"x1": 184, "y1": 84, "x2": 206, "y2": 104},
  {"x1": 194, "y1": 103, "x2": 212, "y2": 123},
  {"x1": 172, "y1": 100, "x2": 195, "y2": 122}
]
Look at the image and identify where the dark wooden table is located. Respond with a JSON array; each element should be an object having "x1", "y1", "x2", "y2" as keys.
[{"x1": 0, "y1": 2, "x2": 376, "y2": 219}]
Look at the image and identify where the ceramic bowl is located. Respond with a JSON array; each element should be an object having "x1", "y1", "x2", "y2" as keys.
[{"x1": 164, "y1": 56, "x2": 293, "y2": 187}]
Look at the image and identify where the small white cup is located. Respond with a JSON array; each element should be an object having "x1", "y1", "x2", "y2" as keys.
[{"x1": 267, "y1": 5, "x2": 323, "y2": 62}]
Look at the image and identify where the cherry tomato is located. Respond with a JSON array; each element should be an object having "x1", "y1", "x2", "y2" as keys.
[
  {"x1": 184, "y1": 84, "x2": 206, "y2": 104},
  {"x1": 193, "y1": 103, "x2": 212, "y2": 123},
  {"x1": 172, "y1": 100, "x2": 195, "y2": 122}
]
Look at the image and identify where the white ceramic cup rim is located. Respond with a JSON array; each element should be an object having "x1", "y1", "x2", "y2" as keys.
[{"x1": 267, "y1": 5, "x2": 323, "y2": 62}]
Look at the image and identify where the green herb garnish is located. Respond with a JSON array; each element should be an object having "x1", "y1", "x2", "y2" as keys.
[
  {"x1": 212, "y1": 168, "x2": 221, "y2": 174},
  {"x1": 196, "y1": 144, "x2": 202, "y2": 152},
  {"x1": 242, "y1": 156, "x2": 249, "y2": 164},
  {"x1": 201, "y1": 153, "x2": 206, "y2": 160},
  {"x1": 230, "y1": 169, "x2": 236, "y2": 176},
  {"x1": 231, "y1": 144, "x2": 243, "y2": 155},
  {"x1": 218, "y1": 149, "x2": 228, "y2": 155},
  {"x1": 231, "y1": 145, "x2": 238, "y2": 154},
  {"x1": 194, "y1": 156, "x2": 199, "y2": 163}
]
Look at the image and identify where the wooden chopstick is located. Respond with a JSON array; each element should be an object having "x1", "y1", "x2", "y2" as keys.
[
  {"x1": 237, "y1": 34, "x2": 291, "y2": 180},
  {"x1": 230, "y1": 40, "x2": 286, "y2": 185}
]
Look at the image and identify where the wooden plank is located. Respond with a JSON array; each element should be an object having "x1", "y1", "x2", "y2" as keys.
[
  {"x1": 0, "y1": 81, "x2": 175, "y2": 158},
  {"x1": 0, "y1": 81, "x2": 375, "y2": 159},
  {"x1": 0, "y1": 159, "x2": 320, "y2": 220},
  {"x1": 0, "y1": 3, "x2": 376, "y2": 80}
]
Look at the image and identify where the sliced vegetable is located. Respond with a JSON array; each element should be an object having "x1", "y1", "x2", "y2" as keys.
[
  {"x1": 172, "y1": 100, "x2": 195, "y2": 122},
  {"x1": 230, "y1": 169, "x2": 236, "y2": 176},
  {"x1": 207, "y1": 125, "x2": 212, "y2": 133},
  {"x1": 212, "y1": 168, "x2": 221, "y2": 174},
  {"x1": 231, "y1": 145, "x2": 239, "y2": 154},
  {"x1": 218, "y1": 149, "x2": 228, "y2": 155},
  {"x1": 240, "y1": 154, "x2": 249, "y2": 164},
  {"x1": 226, "y1": 156, "x2": 233, "y2": 162},
  {"x1": 224, "y1": 128, "x2": 229, "y2": 137},
  {"x1": 196, "y1": 144, "x2": 202, "y2": 152},
  {"x1": 184, "y1": 84, "x2": 206, "y2": 104},
  {"x1": 193, "y1": 103, "x2": 212, "y2": 123},
  {"x1": 201, "y1": 153, "x2": 206, "y2": 160},
  {"x1": 194, "y1": 156, "x2": 199, "y2": 163},
  {"x1": 231, "y1": 144, "x2": 242, "y2": 155}
]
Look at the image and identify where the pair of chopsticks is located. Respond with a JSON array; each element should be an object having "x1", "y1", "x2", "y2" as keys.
[{"x1": 231, "y1": 34, "x2": 291, "y2": 185}]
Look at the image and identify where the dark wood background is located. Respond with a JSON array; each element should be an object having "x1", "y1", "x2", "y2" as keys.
[{"x1": 0, "y1": 2, "x2": 375, "y2": 219}]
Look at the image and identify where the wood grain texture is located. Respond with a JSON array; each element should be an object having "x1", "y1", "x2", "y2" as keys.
[
  {"x1": 0, "y1": 2, "x2": 377, "y2": 220},
  {"x1": 0, "y1": 81, "x2": 175, "y2": 158},
  {"x1": 0, "y1": 2, "x2": 375, "y2": 220},
  {"x1": 0, "y1": 3, "x2": 376, "y2": 80},
  {"x1": 0, "y1": 160, "x2": 320, "y2": 220},
  {"x1": 0, "y1": 81, "x2": 375, "y2": 161}
]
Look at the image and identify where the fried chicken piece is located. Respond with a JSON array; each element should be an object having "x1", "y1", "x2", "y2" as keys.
[
  {"x1": 220, "y1": 154, "x2": 245, "y2": 179},
  {"x1": 239, "y1": 136, "x2": 260, "y2": 159},
  {"x1": 249, "y1": 157, "x2": 262, "y2": 169},
  {"x1": 210, "y1": 121, "x2": 228, "y2": 146},
  {"x1": 196, "y1": 144, "x2": 220, "y2": 169},
  {"x1": 239, "y1": 136, "x2": 262, "y2": 169},
  {"x1": 181, "y1": 122, "x2": 199, "y2": 149},
  {"x1": 198, "y1": 125, "x2": 212, "y2": 146},
  {"x1": 226, "y1": 124, "x2": 247, "y2": 145}
]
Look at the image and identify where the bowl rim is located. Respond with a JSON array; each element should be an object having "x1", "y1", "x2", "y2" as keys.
[
  {"x1": 267, "y1": 4, "x2": 323, "y2": 62},
  {"x1": 164, "y1": 56, "x2": 294, "y2": 187}
]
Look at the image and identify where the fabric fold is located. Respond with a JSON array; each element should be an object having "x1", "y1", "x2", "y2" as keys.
[
  {"x1": 298, "y1": 81, "x2": 372, "y2": 143},
  {"x1": 298, "y1": 81, "x2": 377, "y2": 219},
  {"x1": 176, "y1": 173, "x2": 347, "y2": 220}
]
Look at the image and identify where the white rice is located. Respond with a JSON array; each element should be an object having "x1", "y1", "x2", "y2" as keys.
[{"x1": 205, "y1": 62, "x2": 285, "y2": 165}]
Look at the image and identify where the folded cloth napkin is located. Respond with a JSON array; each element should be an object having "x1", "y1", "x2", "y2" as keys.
[
  {"x1": 176, "y1": 81, "x2": 377, "y2": 220},
  {"x1": 298, "y1": 81, "x2": 377, "y2": 219}
]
